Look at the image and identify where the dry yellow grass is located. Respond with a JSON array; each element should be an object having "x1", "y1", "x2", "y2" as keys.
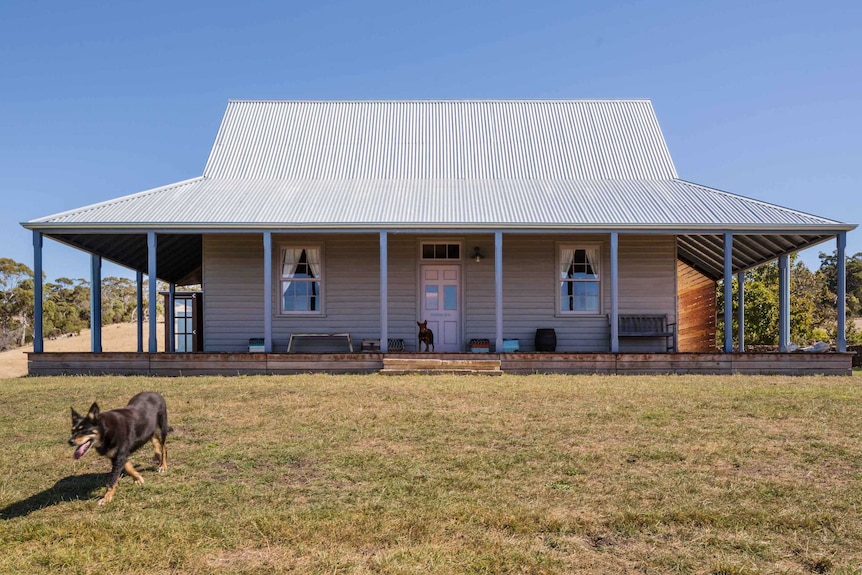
[
  {"x1": 0, "y1": 321, "x2": 165, "y2": 378},
  {"x1": 1, "y1": 373, "x2": 861, "y2": 574}
]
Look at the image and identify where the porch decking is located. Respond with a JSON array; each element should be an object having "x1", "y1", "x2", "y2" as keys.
[{"x1": 27, "y1": 351, "x2": 854, "y2": 376}]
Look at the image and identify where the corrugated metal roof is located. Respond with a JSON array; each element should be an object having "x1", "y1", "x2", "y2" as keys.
[
  {"x1": 30, "y1": 99, "x2": 848, "y2": 230},
  {"x1": 22, "y1": 99, "x2": 855, "y2": 281},
  {"x1": 203, "y1": 100, "x2": 678, "y2": 180},
  {"x1": 28, "y1": 177, "x2": 844, "y2": 229}
]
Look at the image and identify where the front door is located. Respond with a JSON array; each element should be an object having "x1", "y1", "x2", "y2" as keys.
[{"x1": 420, "y1": 265, "x2": 461, "y2": 352}]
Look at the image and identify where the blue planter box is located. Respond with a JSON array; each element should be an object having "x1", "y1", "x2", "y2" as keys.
[{"x1": 502, "y1": 339, "x2": 520, "y2": 352}]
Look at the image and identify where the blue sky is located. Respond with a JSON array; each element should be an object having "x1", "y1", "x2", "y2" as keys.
[{"x1": 1, "y1": 0, "x2": 859, "y2": 282}]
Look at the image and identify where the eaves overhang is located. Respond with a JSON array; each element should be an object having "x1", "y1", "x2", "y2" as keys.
[
  {"x1": 25, "y1": 221, "x2": 854, "y2": 286},
  {"x1": 21, "y1": 220, "x2": 857, "y2": 234}
]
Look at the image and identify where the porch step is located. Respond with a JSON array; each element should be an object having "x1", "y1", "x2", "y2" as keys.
[{"x1": 380, "y1": 357, "x2": 502, "y2": 376}]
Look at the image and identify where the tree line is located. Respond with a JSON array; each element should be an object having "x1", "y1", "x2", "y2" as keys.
[
  {"x1": 0, "y1": 258, "x2": 162, "y2": 351},
  {"x1": 2, "y1": 252, "x2": 861, "y2": 352},
  {"x1": 717, "y1": 251, "x2": 861, "y2": 347}
]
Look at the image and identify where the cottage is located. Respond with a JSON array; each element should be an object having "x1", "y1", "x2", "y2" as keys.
[{"x1": 23, "y1": 100, "x2": 856, "y2": 375}]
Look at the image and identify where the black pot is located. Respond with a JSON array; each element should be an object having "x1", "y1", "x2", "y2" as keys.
[{"x1": 535, "y1": 328, "x2": 557, "y2": 352}]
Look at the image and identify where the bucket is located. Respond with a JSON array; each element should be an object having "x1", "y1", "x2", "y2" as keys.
[{"x1": 535, "y1": 328, "x2": 557, "y2": 352}]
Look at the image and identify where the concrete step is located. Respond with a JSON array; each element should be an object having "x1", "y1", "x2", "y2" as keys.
[
  {"x1": 381, "y1": 357, "x2": 502, "y2": 375},
  {"x1": 380, "y1": 369, "x2": 503, "y2": 376}
]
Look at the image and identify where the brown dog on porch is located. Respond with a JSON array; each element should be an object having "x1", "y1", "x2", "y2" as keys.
[{"x1": 417, "y1": 320, "x2": 435, "y2": 352}]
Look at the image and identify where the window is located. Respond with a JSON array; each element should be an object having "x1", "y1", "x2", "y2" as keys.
[
  {"x1": 280, "y1": 247, "x2": 322, "y2": 314},
  {"x1": 559, "y1": 246, "x2": 601, "y2": 314},
  {"x1": 421, "y1": 242, "x2": 461, "y2": 260}
]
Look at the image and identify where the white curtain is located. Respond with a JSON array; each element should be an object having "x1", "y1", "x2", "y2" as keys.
[
  {"x1": 582, "y1": 247, "x2": 598, "y2": 278},
  {"x1": 282, "y1": 249, "x2": 299, "y2": 279},
  {"x1": 282, "y1": 248, "x2": 320, "y2": 279},
  {"x1": 560, "y1": 247, "x2": 598, "y2": 279},
  {"x1": 560, "y1": 248, "x2": 575, "y2": 279},
  {"x1": 305, "y1": 248, "x2": 321, "y2": 279}
]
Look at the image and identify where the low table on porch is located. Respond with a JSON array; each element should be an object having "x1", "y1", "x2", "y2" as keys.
[{"x1": 287, "y1": 333, "x2": 354, "y2": 353}]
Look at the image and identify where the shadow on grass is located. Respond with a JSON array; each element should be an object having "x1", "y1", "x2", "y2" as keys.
[{"x1": 0, "y1": 473, "x2": 105, "y2": 519}]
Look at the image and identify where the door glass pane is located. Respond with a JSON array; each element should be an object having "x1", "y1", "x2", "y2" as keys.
[
  {"x1": 179, "y1": 335, "x2": 194, "y2": 353},
  {"x1": 444, "y1": 285, "x2": 457, "y2": 310},
  {"x1": 422, "y1": 243, "x2": 461, "y2": 260},
  {"x1": 425, "y1": 285, "x2": 439, "y2": 310}
]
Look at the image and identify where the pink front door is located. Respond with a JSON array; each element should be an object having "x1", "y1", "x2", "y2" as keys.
[{"x1": 420, "y1": 265, "x2": 461, "y2": 352}]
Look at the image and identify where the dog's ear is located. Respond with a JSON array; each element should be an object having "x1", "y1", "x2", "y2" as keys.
[
  {"x1": 71, "y1": 407, "x2": 83, "y2": 426},
  {"x1": 87, "y1": 402, "x2": 100, "y2": 420}
]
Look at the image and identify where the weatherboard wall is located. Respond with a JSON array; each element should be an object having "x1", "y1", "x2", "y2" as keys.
[
  {"x1": 201, "y1": 232, "x2": 677, "y2": 353},
  {"x1": 202, "y1": 234, "x2": 265, "y2": 353}
]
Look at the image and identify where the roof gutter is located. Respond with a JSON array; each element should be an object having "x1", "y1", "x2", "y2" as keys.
[{"x1": 22, "y1": 221, "x2": 858, "y2": 235}]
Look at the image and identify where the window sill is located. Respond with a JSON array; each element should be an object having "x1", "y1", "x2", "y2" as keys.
[{"x1": 276, "y1": 313, "x2": 327, "y2": 318}]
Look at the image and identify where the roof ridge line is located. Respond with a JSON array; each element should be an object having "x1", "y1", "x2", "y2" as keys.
[{"x1": 226, "y1": 98, "x2": 654, "y2": 104}]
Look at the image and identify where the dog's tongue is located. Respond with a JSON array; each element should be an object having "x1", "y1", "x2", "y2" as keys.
[{"x1": 74, "y1": 440, "x2": 92, "y2": 460}]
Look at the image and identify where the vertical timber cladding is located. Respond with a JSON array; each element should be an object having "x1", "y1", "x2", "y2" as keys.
[{"x1": 677, "y1": 260, "x2": 717, "y2": 352}]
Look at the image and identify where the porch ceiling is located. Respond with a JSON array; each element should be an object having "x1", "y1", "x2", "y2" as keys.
[
  {"x1": 46, "y1": 232, "x2": 202, "y2": 285},
  {"x1": 677, "y1": 231, "x2": 836, "y2": 280},
  {"x1": 40, "y1": 229, "x2": 836, "y2": 285}
]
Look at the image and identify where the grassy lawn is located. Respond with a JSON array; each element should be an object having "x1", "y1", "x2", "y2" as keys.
[{"x1": 1, "y1": 373, "x2": 861, "y2": 574}]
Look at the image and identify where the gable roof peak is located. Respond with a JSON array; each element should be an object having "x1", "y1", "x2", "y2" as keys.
[{"x1": 205, "y1": 99, "x2": 677, "y2": 180}]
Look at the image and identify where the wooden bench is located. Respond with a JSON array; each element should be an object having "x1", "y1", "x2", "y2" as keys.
[
  {"x1": 287, "y1": 333, "x2": 353, "y2": 353},
  {"x1": 617, "y1": 314, "x2": 675, "y2": 352}
]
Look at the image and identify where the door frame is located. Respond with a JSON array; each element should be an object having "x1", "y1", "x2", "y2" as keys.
[
  {"x1": 162, "y1": 291, "x2": 204, "y2": 352},
  {"x1": 416, "y1": 239, "x2": 464, "y2": 352}
]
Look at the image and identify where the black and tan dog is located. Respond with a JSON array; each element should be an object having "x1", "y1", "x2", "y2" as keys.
[
  {"x1": 69, "y1": 392, "x2": 171, "y2": 505},
  {"x1": 417, "y1": 320, "x2": 435, "y2": 352}
]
